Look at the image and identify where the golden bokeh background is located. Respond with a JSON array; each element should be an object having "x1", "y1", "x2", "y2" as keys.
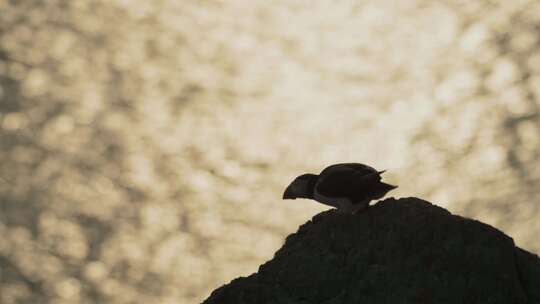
[{"x1": 1, "y1": 1, "x2": 539, "y2": 303}]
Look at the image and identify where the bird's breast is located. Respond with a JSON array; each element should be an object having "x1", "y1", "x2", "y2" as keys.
[{"x1": 313, "y1": 191, "x2": 353, "y2": 209}]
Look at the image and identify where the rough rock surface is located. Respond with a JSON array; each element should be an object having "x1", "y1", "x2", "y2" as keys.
[{"x1": 203, "y1": 197, "x2": 540, "y2": 304}]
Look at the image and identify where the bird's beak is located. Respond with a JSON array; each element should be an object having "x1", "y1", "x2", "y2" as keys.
[
  {"x1": 283, "y1": 186, "x2": 296, "y2": 199},
  {"x1": 378, "y1": 170, "x2": 386, "y2": 174}
]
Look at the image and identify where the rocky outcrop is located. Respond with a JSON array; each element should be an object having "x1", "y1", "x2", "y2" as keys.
[{"x1": 203, "y1": 197, "x2": 540, "y2": 304}]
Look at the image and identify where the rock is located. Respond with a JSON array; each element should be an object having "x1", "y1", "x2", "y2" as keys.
[{"x1": 202, "y1": 197, "x2": 540, "y2": 304}]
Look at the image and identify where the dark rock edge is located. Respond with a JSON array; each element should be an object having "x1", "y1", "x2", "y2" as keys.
[{"x1": 203, "y1": 197, "x2": 540, "y2": 304}]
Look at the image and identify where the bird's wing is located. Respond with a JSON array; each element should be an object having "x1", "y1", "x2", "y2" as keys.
[
  {"x1": 315, "y1": 167, "x2": 382, "y2": 200},
  {"x1": 320, "y1": 163, "x2": 378, "y2": 177},
  {"x1": 342, "y1": 163, "x2": 378, "y2": 173}
]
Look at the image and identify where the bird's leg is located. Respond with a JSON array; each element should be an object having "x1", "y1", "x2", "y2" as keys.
[
  {"x1": 351, "y1": 200, "x2": 369, "y2": 214},
  {"x1": 335, "y1": 207, "x2": 350, "y2": 214}
]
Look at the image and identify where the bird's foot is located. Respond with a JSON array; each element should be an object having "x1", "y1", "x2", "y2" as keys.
[
  {"x1": 351, "y1": 206, "x2": 368, "y2": 214},
  {"x1": 350, "y1": 200, "x2": 369, "y2": 214}
]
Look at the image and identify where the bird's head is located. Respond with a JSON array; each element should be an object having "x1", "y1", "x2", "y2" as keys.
[{"x1": 283, "y1": 173, "x2": 318, "y2": 200}]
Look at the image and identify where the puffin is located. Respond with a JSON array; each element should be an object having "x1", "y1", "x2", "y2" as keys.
[{"x1": 283, "y1": 163, "x2": 397, "y2": 213}]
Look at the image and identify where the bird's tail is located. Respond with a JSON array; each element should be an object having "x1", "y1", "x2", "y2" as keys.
[{"x1": 378, "y1": 182, "x2": 398, "y2": 194}]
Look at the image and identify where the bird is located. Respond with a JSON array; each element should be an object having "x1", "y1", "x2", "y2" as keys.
[{"x1": 283, "y1": 163, "x2": 397, "y2": 213}]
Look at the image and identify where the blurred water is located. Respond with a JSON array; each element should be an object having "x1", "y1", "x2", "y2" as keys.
[{"x1": 1, "y1": 1, "x2": 539, "y2": 303}]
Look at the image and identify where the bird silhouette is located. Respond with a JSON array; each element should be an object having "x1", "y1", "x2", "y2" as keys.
[{"x1": 283, "y1": 163, "x2": 397, "y2": 213}]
